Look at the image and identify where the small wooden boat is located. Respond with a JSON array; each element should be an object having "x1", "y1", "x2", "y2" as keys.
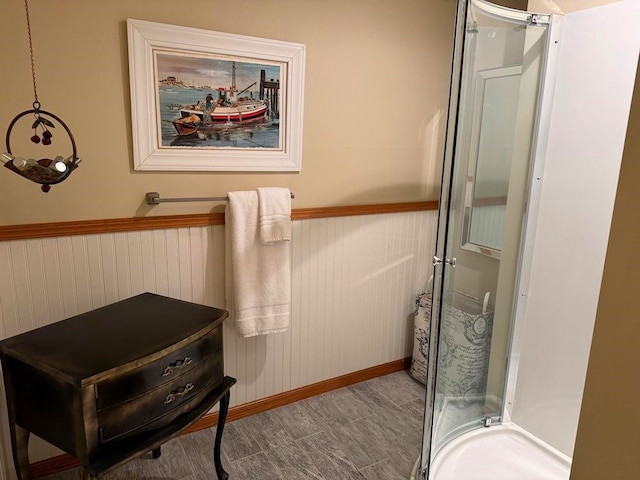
[{"x1": 172, "y1": 114, "x2": 201, "y2": 136}]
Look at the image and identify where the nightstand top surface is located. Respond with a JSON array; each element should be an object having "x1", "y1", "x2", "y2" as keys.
[{"x1": 0, "y1": 293, "x2": 227, "y2": 383}]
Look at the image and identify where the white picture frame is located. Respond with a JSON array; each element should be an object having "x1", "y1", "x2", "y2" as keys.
[{"x1": 126, "y1": 19, "x2": 305, "y2": 171}]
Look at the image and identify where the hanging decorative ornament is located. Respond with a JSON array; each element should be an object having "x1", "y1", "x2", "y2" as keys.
[{"x1": 1, "y1": 0, "x2": 81, "y2": 193}]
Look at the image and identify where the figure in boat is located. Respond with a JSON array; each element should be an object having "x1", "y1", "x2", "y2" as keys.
[{"x1": 172, "y1": 62, "x2": 269, "y2": 136}]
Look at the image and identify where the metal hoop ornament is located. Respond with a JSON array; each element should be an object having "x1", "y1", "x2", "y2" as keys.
[{"x1": 4, "y1": 106, "x2": 79, "y2": 191}]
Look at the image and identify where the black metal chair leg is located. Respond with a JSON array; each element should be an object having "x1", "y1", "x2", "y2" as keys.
[
  {"x1": 213, "y1": 391, "x2": 231, "y2": 480},
  {"x1": 151, "y1": 446, "x2": 162, "y2": 459}
]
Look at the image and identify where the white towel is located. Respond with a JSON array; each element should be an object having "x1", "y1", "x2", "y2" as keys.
[
  {"x1": 225, "y1": 190, "x2": 291, "y2": 337},
  {"x1": 257, "y1": 187, "x2": 292, "y2": 243}
]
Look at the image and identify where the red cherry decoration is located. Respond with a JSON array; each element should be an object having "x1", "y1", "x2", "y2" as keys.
[
  {"x1": 41, "y1": 184, "x2": 51, "y2": 193},
  {"x1": 42, "y1": 137, "x2": 51, "y2": 145},
  {"x1": 31, "y1": 135, "x2": 40, "y2": 143},
  {"x1": 42, "y1": 130, "x2": 52, "y2": 139}
]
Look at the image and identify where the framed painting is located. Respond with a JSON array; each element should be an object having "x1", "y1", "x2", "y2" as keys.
[{"x1": 126, "y1": 19, "x2": 305, "y2": 171}]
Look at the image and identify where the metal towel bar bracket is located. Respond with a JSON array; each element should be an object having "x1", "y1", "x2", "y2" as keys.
[{"x1": 145, "y1": 191, "x2": 294, "y2": 205}]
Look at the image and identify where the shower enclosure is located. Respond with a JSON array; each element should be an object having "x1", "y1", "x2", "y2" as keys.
[{"x1": 414, "y1": 0, "x2": 640, "y2": 479}]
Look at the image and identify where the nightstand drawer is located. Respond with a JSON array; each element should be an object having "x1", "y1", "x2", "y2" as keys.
[
  {"x1": 96, "y1": 326, "x2": 222, "y2": 410},
  {"x1": 97, "y1": 353, "x2": 223, "y2": 443}
]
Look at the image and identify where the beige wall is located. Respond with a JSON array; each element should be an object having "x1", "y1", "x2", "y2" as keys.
[
  {"x1": 0, "y1": 0, "x2": 456, "y2": 226},
  {"x1": 498, "y1": 0, "x2": 529, "y2": 8},
  {"x1": 570, "y1": 60, "x2": 640, "y2": 479}
]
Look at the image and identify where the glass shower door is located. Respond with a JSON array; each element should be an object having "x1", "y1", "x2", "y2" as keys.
[{"x1": 419, "y1": 1, "x2": 551, "y2": 478}]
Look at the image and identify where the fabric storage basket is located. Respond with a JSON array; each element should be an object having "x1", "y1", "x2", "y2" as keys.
[
  {"x1": 409, "y1": 288, "x2": 432, "y2": 385},
  {"x1": 437, "y1": 290, "x2": 493, "y2": 407}
]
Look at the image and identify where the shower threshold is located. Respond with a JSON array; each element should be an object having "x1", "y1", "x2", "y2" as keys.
[{"x1": 410, "y1": 423, "x2": 570, "y2": 480}]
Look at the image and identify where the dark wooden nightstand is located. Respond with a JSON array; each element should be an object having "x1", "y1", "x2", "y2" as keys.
[{"x1": 0, "y1": 292, "x2": 236, "y2": 479}]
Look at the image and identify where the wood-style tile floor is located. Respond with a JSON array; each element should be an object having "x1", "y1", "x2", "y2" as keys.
[{"x1": 42, "y1": 371, "x2": 426, "y2": 480}]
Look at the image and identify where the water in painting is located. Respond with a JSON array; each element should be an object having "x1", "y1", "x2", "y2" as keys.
[{"x1": 155, "y1": 52, "x2": 282, "y2": 149}]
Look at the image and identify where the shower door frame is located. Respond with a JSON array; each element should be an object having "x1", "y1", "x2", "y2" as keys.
[
  {"x1": 499, "y1": 14, "x2": 563, "y2": 424},
  {"x1": 418, "y1": 0, "x2": 468, "y2": 476},
  {"x1": 419, "y1": 1, "x2": 554, "y2": 478}
]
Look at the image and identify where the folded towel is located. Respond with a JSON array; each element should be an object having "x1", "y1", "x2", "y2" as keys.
[
  {"x1": 225, "y1": 190, "x2": 291, "y2": 337},
  {"x1": 257, "y1": 187, "x2": 292, "y2": 244}
]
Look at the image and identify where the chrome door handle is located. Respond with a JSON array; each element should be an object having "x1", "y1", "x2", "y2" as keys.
[{"x1": 433, "y1": 256, "x2": 456, "y2": 267}]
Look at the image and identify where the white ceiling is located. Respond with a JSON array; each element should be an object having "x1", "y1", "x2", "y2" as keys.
[{"x1": 528, "y1": 0, "x2": 619, "y2": 14}]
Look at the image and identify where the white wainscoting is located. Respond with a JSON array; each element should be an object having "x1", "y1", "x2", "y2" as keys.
[
  {"x1": 0, "y1": 210, "x2": 436, "y2": 471},
  {"x1": 469, "y1": 204, "x2": 506, "y2": 251}
]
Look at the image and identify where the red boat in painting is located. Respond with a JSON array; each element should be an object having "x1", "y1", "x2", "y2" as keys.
[{"x1": 172, "y1": 62, "x2": 269, "y2": 136}]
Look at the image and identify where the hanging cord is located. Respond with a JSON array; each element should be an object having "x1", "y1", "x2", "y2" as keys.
[{"x1": 24, "y1": 0, "x2": 39, "y2": 108}]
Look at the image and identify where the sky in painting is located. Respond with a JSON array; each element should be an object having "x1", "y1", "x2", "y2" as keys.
[{"x1": 155, "y1": 52, "x2": 281, "y2": 91}]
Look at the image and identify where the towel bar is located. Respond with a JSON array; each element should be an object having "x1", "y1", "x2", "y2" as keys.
[{"x1": 145, "y1": 191, "x2": 295, "y2": 205}]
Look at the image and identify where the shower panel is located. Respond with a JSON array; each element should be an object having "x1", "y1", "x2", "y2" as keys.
[{"x1": 419, "y1": 0, "x2": 551, "y2": 478}]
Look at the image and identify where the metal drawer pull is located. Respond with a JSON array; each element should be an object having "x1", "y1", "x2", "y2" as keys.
[
  {"x1": 164, "y1": 383, "x2": 195, "y2": 405},
  {"x1": 161, "y1": 357, "x2": 193, "y2": 377}
]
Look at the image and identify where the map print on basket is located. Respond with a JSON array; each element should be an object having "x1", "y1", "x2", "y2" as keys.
[
  {"x1": 410, "y1": 290, "x2": 432, "y2": 385},
  {"x1": 438, "y1": 291, "x2": 494, "y2": 407},
  {"x1": 410, "y1": 288, "x2": 494, "y2": 410}
]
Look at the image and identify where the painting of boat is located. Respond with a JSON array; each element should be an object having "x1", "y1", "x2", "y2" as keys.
[{"x1": 171, "y1": 62, "x2": 271, "y2": 136}]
